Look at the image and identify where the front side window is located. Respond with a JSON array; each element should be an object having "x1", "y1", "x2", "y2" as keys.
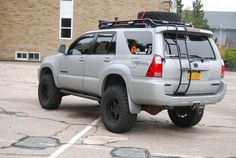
[
  {"x1": 125, "y1": 32, "x2": 153, "y2": 55},
  {"x1": 93, "y1": 33, "x2": 116, "y2": 55},
  {"x1": 68, "y1": 34, "x2": 94, "y2": 55},
  {"x1": 164, "y1": 33, "x2": 215, "y2": 59}
]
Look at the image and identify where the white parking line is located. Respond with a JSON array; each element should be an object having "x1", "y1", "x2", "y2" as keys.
[
  {"x1": 48, "y1": 117, "x2": 101, "y2": 158},
  {"x1": 152, "y1": 153, "x2": 206, "y2": 158}
]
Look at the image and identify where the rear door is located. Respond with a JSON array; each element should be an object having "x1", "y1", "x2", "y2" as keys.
[
  {"x1": 162, "y1": 32, "x2": 221, "y2": 95},
  {"x1": 83, "y1": 32, "x2": 116, "y2": 95}
]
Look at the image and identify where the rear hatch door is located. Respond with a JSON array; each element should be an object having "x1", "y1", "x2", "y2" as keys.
[{"x1": 162, "y1": 32, "x2": 221, "y2": 95}]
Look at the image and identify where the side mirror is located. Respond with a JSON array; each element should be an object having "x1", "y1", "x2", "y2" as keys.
[{"x1": 58, "y1": 44, "x2": 66, "y2": 55}]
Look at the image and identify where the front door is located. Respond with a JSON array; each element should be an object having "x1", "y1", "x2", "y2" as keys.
[{"x1": 58, "y1": 33, "x2": 95, "y2": 91}]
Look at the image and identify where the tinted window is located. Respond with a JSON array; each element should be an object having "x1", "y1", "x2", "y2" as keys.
[
  {"x1": 61, "y1": 29, "x2": 71, "y2": 38},
  {"x1": 125, "y1": 32, "x2": 152, "y2": 55},
  {"x1": 68, "y1": 34, "x2": 94, "y2": 55},
  {"x1": 17, "y1": 53, "x2": 21, "y2": 58},
  {"x1": 35, "y1": 53, "x2": 39, "y2": 59},
  {"x1": 60, "y1": 18, "x2": 72, "y2": 39},
  {"x1": 108, "y1": 34, "x2": 116, "y2": 54},
  {"x1": 164, "y1": 33, "x2": 215, "y2": 59},
  {"x1": 28, "y1": 53, "x2": 39, "y2": 60},
  {"x1": 93, "y1": 33, "x2": 116, "y2": 54},
  {"x1": 22, "y1": 53, "x2": 27, "y2": 58},
  {"x1": 61, "y1": 18, "x2": 71, "y2": 27}
]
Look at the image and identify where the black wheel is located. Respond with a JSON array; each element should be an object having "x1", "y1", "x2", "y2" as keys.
[
  {"x1": 101, "y1": 86, "x2": 137, "y2": 133},
  {"x1": 38, "y1": 74, "x2": 62, "y2": 109},
  {"x1": 138, "y1": 11, "x2": 181, "y2": 22},
  {"x1": 168, "y1": 106, "x2": 204, "y2": 127}
]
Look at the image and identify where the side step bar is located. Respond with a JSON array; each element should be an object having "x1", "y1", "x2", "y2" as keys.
[{"x1": 60, "y1": 89, "x2": 101, "y2": 102}]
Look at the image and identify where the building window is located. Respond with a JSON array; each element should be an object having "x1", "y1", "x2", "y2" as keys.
[
  {"x1": 61, "y1": 18, "x2": 72, "y2": 38},
  {"x1": 15, "y1": 51, "x2": 28, "y2": 61},
  {"x1": 60, "y1": 0, "x2": 73, "y2": 39},
  {"x1": 15, "y1": 51, "x2": 41, "y2": 61},
  {"x1": 28, "y1": 53, "x2": 40, "y2": 61}
]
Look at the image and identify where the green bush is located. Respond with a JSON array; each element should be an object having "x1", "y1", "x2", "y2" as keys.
[
  {"x1": 218, "y1": 46, "x2": 227, "y2": 61},
  {"x1": 224, "y1": 48, "x2": 236, "y2": 69}
]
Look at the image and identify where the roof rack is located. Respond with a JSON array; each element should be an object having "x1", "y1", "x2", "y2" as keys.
[{"x1": 98, "y1": 18, "x2": 192, "y2": 29}]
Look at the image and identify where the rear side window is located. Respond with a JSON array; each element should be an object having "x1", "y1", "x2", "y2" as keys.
[
  {"x1": 93, "y1": 33, "x2": 116, "y2": 55},
  {"x1": 164, "y1": 33, "x2": 215, "y2": 59},
  {"x1": 125, "y1": 32, "x2": 152, "y2": 55}
]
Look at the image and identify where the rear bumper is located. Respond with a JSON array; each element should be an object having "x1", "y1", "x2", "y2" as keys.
[{"x1": 128, "y1": 77, "x2": 227, "y2": 106}]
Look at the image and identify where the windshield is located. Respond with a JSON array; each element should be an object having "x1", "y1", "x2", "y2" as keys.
[{"x1": 164, "y1": 33, "x2": 215, "y2": 59}]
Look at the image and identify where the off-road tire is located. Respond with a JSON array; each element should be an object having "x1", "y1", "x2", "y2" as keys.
[
  {"x1": 101, "y1": 86, "x2": 137, "y2": 133},
  {"x1": 168, "y1": 106, "x2": 204, "y2": 127},
  {"x1": 38, "y1": 74, "x2": 62, "y2": 109},
  {"x1": 138, "y1": 11, "x2": 181, "y2": 22}
]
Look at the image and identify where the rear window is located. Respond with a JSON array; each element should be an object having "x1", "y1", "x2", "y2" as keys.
[
  {"x1": 125, "y1": 32, "x2": 152, "y2": 55},
  {"x1": 164, "y1": 33, "x2": 215, "y2": 59}
]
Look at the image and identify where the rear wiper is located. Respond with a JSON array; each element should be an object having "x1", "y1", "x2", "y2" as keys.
[
  {"x1": 189, "y1": 55, "x2": 202, "y2": 58},
  {"x1": 189, "y1": 55, "x2": 211, "y2": 63}
]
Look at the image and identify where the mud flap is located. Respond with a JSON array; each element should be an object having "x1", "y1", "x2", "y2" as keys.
[{"x1": 127, "y1": 93, "x2": 141, "y2": 114}]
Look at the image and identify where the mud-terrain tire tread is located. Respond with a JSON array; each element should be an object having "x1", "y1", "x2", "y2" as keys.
[
  {"x1": 138, "y1": 11, "x2": 181, "y2": 22},
  {"x1": 168, "y1": 107, "x2": 204, "y2": 127},
  {"x1": 101, "y1": 86, "x2": 137, "y2": 133},
  {"x1": 38, "y1": 74, "x2": 62, "y2": 109}
]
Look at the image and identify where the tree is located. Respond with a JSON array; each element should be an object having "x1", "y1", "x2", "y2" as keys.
[
  {"x1": 182, "y1": 10, "x2": 193, "y2": 24},
  {"x1": 192, "y1": 0, "x2": 209, "y2": 29},
  {"x1": 176, "y1": 0, "x2": 184, "y2": 18},
  {"x1": 175, "y1": 0, "x2": 209, "y2": 29}
]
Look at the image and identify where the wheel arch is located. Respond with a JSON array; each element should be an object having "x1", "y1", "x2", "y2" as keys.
[
  {"x1": 38, "y1": 61, "x2": 60, "y2": 88},
  {"x1": 39, "y1": 67, "x2": 53, "y2": 78},
  {"x1": 101, "y1": 73, "x2": 141, "y2": 114},
  {"x1": 102, "y1": 74, "x2": 126, "y2": 95}
]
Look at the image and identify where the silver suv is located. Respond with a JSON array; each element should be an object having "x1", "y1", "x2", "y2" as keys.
[{"x1": 38, "y1": 18, "x2": 227, "y2": 133}]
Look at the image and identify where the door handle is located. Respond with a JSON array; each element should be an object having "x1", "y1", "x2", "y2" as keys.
[
  {"x1": 103, "y1": 57, "x2": 111, "y2": 62},
  {"x1": 79, "y1": 57, "x2": 85, "y2": 61}
]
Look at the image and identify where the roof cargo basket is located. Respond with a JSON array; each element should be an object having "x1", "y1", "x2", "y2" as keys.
[{"x1": 98, "y1": 18, "x2": 192, "y2": 29}]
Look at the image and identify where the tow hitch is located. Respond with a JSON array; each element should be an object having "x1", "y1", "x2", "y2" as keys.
[{"x1": 192, "y1": 102, "x2": 204, "y2": 114}]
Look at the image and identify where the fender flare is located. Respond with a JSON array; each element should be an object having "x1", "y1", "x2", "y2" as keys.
[
  {"x1": 99, "y1": 64, "x2": 141, "y2": 114},
  {"x1": 38, "y1": 59, "x2": 60, "y2": 88}
]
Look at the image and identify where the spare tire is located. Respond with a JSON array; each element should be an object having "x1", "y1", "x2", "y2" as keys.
[{"x1": 138, "y1": 11, "x2": 181, "y2": 22}]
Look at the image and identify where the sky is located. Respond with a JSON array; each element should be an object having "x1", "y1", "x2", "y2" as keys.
[{"x1": 182, "y1": 0, "x2": 236, "y2": 11}]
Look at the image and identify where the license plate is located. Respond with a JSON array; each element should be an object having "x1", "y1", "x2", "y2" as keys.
[{"x1": 188, "y1": 71, "x2": 201, "y2": 80}]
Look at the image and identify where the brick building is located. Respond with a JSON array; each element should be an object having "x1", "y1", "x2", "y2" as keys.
[{"x1": 0, "y1": 0, "x2": 161, "y2": 61}]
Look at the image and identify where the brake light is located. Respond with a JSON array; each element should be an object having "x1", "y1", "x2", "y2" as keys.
[
  {"x1": 146, "y1": 55, "x2": 163, "y2": 77},
  {"x1": 221, "y1": 60, "x2": 225, "y2": 78}
]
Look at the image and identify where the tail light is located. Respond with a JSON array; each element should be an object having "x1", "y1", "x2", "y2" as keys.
[
  {"x1": 146, "y1": 55, "x2": 163, "y2": 77},
  {"x1": 221, "y1": 60, "x2": 225, "y2": 78}
]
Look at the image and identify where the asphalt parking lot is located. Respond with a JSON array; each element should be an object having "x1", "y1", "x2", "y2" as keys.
[{"x1": 0, "y1": 61, "x2": 235, "y2": 158}]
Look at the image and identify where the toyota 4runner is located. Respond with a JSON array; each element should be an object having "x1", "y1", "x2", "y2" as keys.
[{"x1": 38, "y1": 14, "x2": 227, "y2": 133}]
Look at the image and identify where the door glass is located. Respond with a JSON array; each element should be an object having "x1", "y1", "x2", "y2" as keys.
[
  {"x1": 93, "y1": 33, "x2": 116, "y2": 55},
  {"x1": 68, "y1": 34, "x2": 94, "y2": 55}
]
